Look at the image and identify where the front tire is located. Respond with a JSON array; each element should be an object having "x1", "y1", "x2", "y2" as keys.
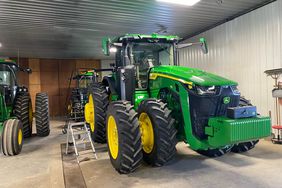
[
  {"x1": 14, "y1": 93, "x2": 33, "y2": 138},
  {"x1": 35, "y1": 93, "x2": 50, "y2": 137},
  {"x1": 85, "y1": 83, "x2": 109, "y2": 143},
  {"x1": 106, "y1": 101, "x2": 143, "y2": 174},
  {"x1": 138, "y1": 99, "x2": 177, "y2": 166},
  {"x1": 1, "y1": 119, "x2": 23, "y2": 156}
]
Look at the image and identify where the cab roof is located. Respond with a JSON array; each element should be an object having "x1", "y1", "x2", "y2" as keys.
[
  {"x1": 0, "y1": 58, "x2": 18, "y2": 67},
  {"x1": 114, "y1": 33, "x2": 180, "y2": 43}
]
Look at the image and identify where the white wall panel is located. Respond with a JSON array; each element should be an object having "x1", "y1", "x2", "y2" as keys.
[{"x1": 179, "y1": 0, "x2": 282, "y2": 121}]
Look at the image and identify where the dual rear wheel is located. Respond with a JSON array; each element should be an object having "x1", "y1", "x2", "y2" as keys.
[
  {"x1": 14, "y1": 92, "x2": 50, "y2": 138},
  {"x1": 106, "y1": 99, "x2": 177, "y2": 174}
]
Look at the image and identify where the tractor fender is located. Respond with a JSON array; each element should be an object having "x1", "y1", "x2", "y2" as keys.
[{"x1": 102, "y1": 76, "x2": 117, "y2": 95}]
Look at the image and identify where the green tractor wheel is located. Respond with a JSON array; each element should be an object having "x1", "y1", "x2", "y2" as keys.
[
  {"x1": 106, "y1": 101, "x2": 143, "y2": 174},
  {"x1": 138, "y1": 99, "x2": 177, "y2": 166},
  {"x1": 35, "y1": 93, "x2": 50, "y2": 137},
  {"x1": 85, "y1": 83, "x2": 109, "y2": 143},
  {"x1": 14, "y1": 93, "x2": 33, "y2": 138},
  {"x1": 1, "y1": 119, "x2": 23, "y2": 156}
]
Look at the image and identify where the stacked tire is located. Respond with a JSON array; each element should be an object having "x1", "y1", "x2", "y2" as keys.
[
  {"x1": 14, "y1": 93, "x2": 33, "y2": 138},
  {"x1": 1, "y1": 119, "x2": 23, "y2": 156},
  {"x1": 35, "y1": 93, "x2": 50, "y2": 137}
]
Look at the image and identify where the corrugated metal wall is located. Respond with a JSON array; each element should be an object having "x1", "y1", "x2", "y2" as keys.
[{"x1": 179, "y1": 0, "x2": 282, "y2": 121}]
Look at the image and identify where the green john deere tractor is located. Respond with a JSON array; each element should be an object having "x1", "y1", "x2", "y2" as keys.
[
  {"x1": 67, "y1": 70, "x2": 96, "y2": 121},
  {"x1": 0, "y1": 59, "x2": 50, "y2": 156},
  {"x1": 84, "y1": 34, "x2": 271, "y2": 174}
]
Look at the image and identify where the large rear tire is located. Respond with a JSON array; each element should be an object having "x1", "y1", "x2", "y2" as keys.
[
  {"x1": 85, "y1": 83, "x2": 109, "y2": 143},
  {"x1": 1, "y1": 119, "x2": 23, "y2": 156},
  {"x1": 106, "y1": 101, "x2": 143, "y2": 174},
  {"x1": 138, "y1": 99, "x2": 177, "y2": 166},
  {"x1": 14, "y1": 93, "x2": 33, "y2": 138},
  {"x1": 231, "y1": 97, "x2": 259, "y2": 153},
  {"x1": 35, "y1": 93, "x2": 50, "y2": 137}
]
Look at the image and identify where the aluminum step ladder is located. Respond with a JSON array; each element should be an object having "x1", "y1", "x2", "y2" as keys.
[{"x1": 65, "y1": 121, "x2": 97, "y2": 163}]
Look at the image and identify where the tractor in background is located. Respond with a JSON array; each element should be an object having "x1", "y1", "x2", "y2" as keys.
[
  {"x1": 84, "y1": 34, "x2": 271, "y2": 174},
  {"x1": 0, "y1": 59, "x2": 50, "y2": 156},
  {"x1": 67, "y1": 70, "x2": 97, "y2": 122}
]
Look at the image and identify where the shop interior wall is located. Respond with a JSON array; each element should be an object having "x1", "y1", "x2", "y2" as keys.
[{"x1": 14, "y1": 58, "x2": 101, "y2": 117}]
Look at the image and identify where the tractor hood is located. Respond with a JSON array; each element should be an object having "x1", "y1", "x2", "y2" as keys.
[{"x1": 150, "y1": 66, "x2": 237, "y2": 86}]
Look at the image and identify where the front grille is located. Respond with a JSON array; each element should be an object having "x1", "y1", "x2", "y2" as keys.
[{"x1": 188, "y1": 86, "x2": 240, "y2": 139}]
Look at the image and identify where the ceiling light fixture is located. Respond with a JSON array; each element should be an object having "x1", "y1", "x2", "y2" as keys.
[{"x1": 157, "y1": 0, "x2": 201, "y2": 6}]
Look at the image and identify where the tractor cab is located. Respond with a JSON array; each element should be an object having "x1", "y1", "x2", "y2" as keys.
[
  {"x1": 102, "y1": 34, "x2": 207, "y2": 104},
  {"x1": 0, "y1": 59, "x2": 31, "y2": 106},
  {"x1": 0, "y1": 59, "x2": 19, "y2": 106},
  {"x1": 73, "y1": 71, "x2": 96, "y2": 89},
  {"x1": 103, "y1": 34, "x2": 179, "y2": 90}
]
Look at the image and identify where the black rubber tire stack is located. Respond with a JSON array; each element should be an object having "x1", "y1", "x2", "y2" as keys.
[
  {"x1": 88, "y1": 83, "x2": 109, "y2": 143},
  {"x1": 14, "y1": 93, "x2": 33, "y2": 138},
  {"x1": 106, "y1": 101, "x2": 143, "y2": 174},
  {"x1": 35, "y1": 93, "x2": 50, "y2": 137},
  {"x1": 1, "y1": 119, "x2": 23, "y2": 156},
  {"x1": 138, "y1": 99, "x2": 177, "y2": 166}
]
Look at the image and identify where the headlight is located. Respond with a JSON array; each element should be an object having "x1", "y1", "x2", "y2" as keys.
[
  {"x1": 231, "y1": 86, "x2": 240, "y2": 95},
  {"x1": 196, "y1": 85, "x2": 217, "y2": 95}
]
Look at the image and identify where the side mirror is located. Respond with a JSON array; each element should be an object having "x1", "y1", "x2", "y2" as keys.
[
  {"x1": 102, "y1": 38, "x2": 111, "y2": 56},
  {"x1": 26, "y1": 68, "x2": 32, "y2": 74},
  {"x1": 199, "y1": 38, "x2": 208, "y2": 54},
  {"x1": 176, "y1": 37, "x2": 208, "y2": 54}
]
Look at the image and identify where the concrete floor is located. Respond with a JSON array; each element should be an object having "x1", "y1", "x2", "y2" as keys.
[
  {"x1": 1, "y1": 120, "x2": 282, "y2": 188},
  {"x1": 81, "y1": 139, "x2": 282, "y2": 188},
  {"x1": 0, "y1": 120, "x2": 65, "y2": 188}
]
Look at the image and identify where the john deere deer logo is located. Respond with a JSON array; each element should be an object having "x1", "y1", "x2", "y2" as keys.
[{"x1": 223, "y1": 97, "x2": 230, "y2": 104}]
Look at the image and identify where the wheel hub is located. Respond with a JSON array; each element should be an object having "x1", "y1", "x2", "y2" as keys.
[
  {"x1": 107, "y1": 115, "x2": 119, "y2": 159},
  {"x1": 84, "y1": 94, "x2": 95, "y2": 132},
  {"x1": 18, "y1": 129, "x2": 23, "y2": 145},
  {"x1": 139, "y1": 112, "x2": 154, "y2": 154}
]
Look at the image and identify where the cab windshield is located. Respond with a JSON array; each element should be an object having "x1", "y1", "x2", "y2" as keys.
[
  {"x1": 77, "y1": 76, "x2": 94, "y2": 88},
  {"x1": 130, "y1": 42, "x2": 174, "y2": 66},
  {"x1": 129, "y1": 42, "x2": 174, "y2": 89},
  {"x1": 0, "y1": 64, "x2": 16, "y2": 86}
]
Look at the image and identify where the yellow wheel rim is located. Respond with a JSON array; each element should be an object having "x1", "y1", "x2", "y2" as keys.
[
  {"x1": 107, "y1": 115, "x2": 119, "y2": 159},
  {"x1": 84, "y1": 94, "x2": 95, "y2": 132},
  {"x1": 139, "y1": 112, "x2": 154, "y2": 154},
  {"x1": 18, "y1": 129, "x2": 23, "y2": 145},
  {"x1": 67, "y1": 104, "x2": 72, "y2": 113}
]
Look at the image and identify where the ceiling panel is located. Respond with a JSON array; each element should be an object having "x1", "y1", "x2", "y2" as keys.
[{"x1": 0, "y1": 0, "x2": 273, "y2": 59}]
